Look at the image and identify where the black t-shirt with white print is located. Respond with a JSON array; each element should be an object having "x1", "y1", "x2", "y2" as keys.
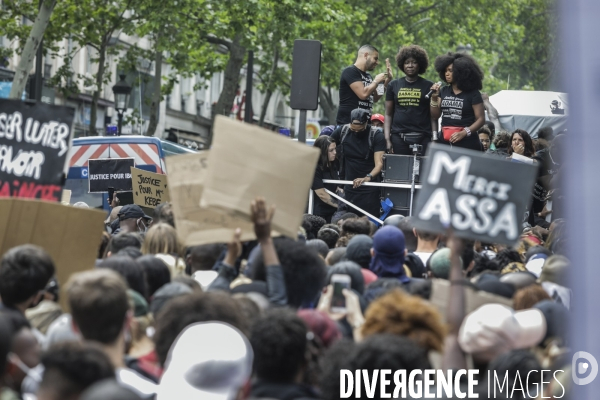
[
  {"x1": 385, "y1": 77, "x2": 433, "y2": 135},
  {"x1": 439, "y1": 86, "x2": 483, "y2": 151},
  {"x1": 336, "y1": 65, "x2": 374, "y2": 125}
]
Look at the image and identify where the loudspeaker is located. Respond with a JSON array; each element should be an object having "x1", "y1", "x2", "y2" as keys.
[
  {"x1": 290, "y1": 40, "x2": 322, "y2": 110},
  {"x1": 381, "y1": 154, "x2": 425, "y2": 183},
  {"x1": 381, "y1": 187, "x2": 411, "y2": 209},
  {"x1": 387, "y1": 207, "x2": 410, "y2": 217}
]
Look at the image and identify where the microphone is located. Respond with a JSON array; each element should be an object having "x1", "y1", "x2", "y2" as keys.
[{"x1": 425, "y1": 82, "x2": 443, "y2": 99}]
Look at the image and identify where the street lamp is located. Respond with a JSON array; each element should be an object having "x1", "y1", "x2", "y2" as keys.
[{"x1": 112, "y1": 74, "x2": 132, "y2": 136}]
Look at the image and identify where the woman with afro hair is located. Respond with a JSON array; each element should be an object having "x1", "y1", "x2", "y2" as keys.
[
  {"x1": 384, "y1": 45, "x2": 437, "y2": 156},
  {"x1": 429, "y1": 52, "x2": 486, "y2": 151}
]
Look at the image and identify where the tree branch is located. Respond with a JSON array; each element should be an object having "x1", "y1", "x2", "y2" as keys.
[{"x1": 206, "y1": 35, "x2": 231, "y2": 50}]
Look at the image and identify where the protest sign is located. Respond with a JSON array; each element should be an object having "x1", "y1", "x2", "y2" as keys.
[
  {"x1": 0, "y1": 198, "x2": 105, "y2": 309},
  {"x1": 201, "y1": 116, "x2": 320, "y2": 239},
  {"x1": 413, "y1": 144, "x2": 537, "y2": 245},
  {"x1": 166, "y1": 151, "x2": 255, "y2": 246},
  {"x1": 0, "y1": 99, "x2": 75, "y2": 201},
  {"x1": 131, "y1": 167, "x2": 170, "y2": 208},
  {"x1": 88, "y1": 158, "x2": 134, "y2": 192}
]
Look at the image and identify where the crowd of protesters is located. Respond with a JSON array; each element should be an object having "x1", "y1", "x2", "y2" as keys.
[
  {"x1": 0, "y1": 192, "x2": 571, "y2": 399},
  {"x1": 0, "y1": 43, "x2": 571, "y2": 400}
]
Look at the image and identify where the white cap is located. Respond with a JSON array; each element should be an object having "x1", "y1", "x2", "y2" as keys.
[
  {"x1": 458, "y1": 304, "x2": 546, "y2": 361},
  {"x1": 157, "y1": 322, "x2": 253, "y2": 400},
  {"x1": 526, "y1": 253, "x2": 548, "y2": 277}
]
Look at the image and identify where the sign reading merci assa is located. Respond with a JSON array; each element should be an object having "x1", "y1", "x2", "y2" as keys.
[
  {"x1": 413, "y1": 144, "x2": 538, "y2": 245},
  {"x1": 88, "y1": 158, "x2": 134, "y2": 193}
]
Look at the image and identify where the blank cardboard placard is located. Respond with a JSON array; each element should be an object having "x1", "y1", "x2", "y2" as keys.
[
  {"x1": 0, "y1": 198, "x2": 106, "y2": 309},
  {"x1": 201, "y1": 116, "x2": 320, "y2": 239},
  {"x1": 166, "y1": 151, "x2": 256, "y2": 246},
  {"x1": 131, "y1": 167, "x2": 170, "y2": 208}
]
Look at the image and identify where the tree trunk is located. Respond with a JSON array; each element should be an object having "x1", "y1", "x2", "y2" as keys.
[
  {"x1": 319, "y1": 86, "x2": 337, "y2": 125},
  {"x1": 146, "y1": 46, "x2": 163, "y2": 137},
  {"x1": 258, "y1": 47, "x2": 279, "y2": 127},
  {"x1": 9, "y1": 0, "x2": 57, "y2": 99},
  {"x1": 89, "y1": 40, "x2": 107, "y2": 136},
  {"x1": 213, "y1": 35, "x2": 246, "y2": 118}
]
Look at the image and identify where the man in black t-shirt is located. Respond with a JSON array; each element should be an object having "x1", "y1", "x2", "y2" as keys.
[
  {"x1": 330, "y1": 109, "x2": 386, "y2": 218},
  {"x1": 336, "y1": 45, "x2": 392, "y2": 125}
]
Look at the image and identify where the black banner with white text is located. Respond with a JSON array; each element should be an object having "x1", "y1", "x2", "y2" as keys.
[
  {"x1": 0, "y1": 99, "x2": 75, "y2": 202},
  {"x1": 413, "y1": 144, "x2": 538, "y2": 245}
]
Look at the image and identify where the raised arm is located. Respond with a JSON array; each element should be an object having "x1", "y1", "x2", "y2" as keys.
[
  {"x1": 251, "y1": 197, "x2": 287, "y2": 306},
  {"x1": 429, "y1": 82, "x2": 442, "y2": 120},
  {"x1": 349, "y1": 73, "x2": 387, "y2": 101},
  {"x1": 482, "y1": 93, "x2": 503, "y2": 132}
]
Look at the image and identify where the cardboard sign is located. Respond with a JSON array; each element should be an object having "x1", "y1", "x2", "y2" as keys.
[
  {"x1": 166, "y1": 151, "x2": 256, "y2": 246},
  {"x1": 131, "y1": 167, "x2": 170, "y2": 207},
  {"x1": 0, "y1": 99, "x2": 75, "y2": 201},
  {"x1": 88, "y1": 158, "x2": 134, "y2": 192},
  {"x1": 413, "y1": 144, "x2": 537, "y2": 245},
  {"x1": 0, "y1": 198, "x2": 106, "y2": 309},
  {"x1": 201, "y1": 116, "x2": 320, "y2": 239}
]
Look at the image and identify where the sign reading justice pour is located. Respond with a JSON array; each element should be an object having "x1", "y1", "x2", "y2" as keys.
[
  {"x1": 88, "y1": 158, "x2": 134, "y2": 193},
  {"x1": 131, "y1": 167, "x2": 170, "y2": 208},
  {"x1": 413, "y1": 144, "x2": 538, "y2": 245}
]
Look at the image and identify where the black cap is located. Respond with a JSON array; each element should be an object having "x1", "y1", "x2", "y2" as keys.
[
  {"x1": 117, "y1": 204, "x2": 151, "y2": 221},
  {"x1": 350, "y1": 108, "x2": 370, "y2": 125}
]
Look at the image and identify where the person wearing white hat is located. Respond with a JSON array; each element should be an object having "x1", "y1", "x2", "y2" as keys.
[{"x1": 157, "y1": 322, "x2": 253, "y2": 400}]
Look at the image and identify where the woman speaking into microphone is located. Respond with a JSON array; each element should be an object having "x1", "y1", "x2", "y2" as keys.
[{"x1": 429, "y1": 52, "x2": 485, "y2": 151}]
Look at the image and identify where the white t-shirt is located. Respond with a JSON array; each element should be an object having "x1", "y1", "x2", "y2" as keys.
[
  {"x1": 413, "y1": 251, "x2": 432, "y2": 266},
  {"x1": 116, "y1": 367, "x2": 157, "y2": 398}
]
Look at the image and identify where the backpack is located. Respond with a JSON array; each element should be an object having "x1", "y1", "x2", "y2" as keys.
[{"x1": 339, "y1": 124, "x2": 381, "y2": 161}]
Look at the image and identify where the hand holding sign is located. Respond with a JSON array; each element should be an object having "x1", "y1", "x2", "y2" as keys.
[{"x1": 413, "y1": 144, "x2": 538, "y2": 245}]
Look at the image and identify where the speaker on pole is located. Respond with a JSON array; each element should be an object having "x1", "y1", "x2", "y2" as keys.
[{"x1": 290, "y1": 40, "x2": 321, "y2": 111}]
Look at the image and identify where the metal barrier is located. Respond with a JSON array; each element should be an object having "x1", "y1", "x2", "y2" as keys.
[{"x1": 307, "y1": 179, "x2": 422, "y2": 224}]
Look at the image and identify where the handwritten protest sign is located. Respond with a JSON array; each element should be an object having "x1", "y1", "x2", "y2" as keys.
[
  {"x1": 88, "y1": 158, "x2": 134, "y2": 192},
  {"x1": 0, "y1": 99, "x2": 75, "y2": 201},
  {"x1": 131, "y1": 167, "x2": 170, "y2": 207},
  {"x1": 413, "y1": 144, "x2": 538, "y2": 245},
  {"x1": 201, "y1": 116, "x2": 320, "y2": 239},
  {"x1": 0, "y1": 198, "x2": 105, "y2": 309},
  {"x1": 166, "y1": 151, "x2": 256, "y2": 246}
]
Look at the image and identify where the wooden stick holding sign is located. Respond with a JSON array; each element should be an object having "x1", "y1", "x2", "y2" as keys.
[
  {"x1": 412, "y1": 143, "x2": 538, "y2": 245},
  {"x1": 131, "y1": 167, "x2": 170, "y2": 208}
]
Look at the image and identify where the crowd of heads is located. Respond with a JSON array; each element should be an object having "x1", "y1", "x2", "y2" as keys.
[
  {"x1": 0, "y1": 183, "x2": 573, "y2": 400},
  {"x1": 0, "y1": 41, "x2": 571, "y2": 399}
]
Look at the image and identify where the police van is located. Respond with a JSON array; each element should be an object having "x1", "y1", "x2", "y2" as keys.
[{"x1": 65, "y1": 136, "x2": 195, "y2": 210}]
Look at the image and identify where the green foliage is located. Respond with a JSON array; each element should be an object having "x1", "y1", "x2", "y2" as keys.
[{"x1": 0, "y1": 0, "x2": 556, "y2": 125}]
